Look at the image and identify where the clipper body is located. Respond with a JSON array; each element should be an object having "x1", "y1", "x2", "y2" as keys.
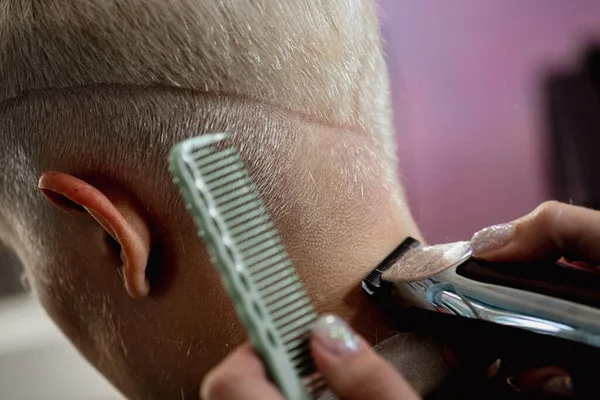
[{"x1": 362, "y1": 237, "x2": 600, "y2": 394}]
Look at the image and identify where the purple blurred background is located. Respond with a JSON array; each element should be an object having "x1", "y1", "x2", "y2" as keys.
[{"x1": 380, "y1": 1, "x2": 600, "y2": 243}]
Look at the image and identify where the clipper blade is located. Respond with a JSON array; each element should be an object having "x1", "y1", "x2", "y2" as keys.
[{"x1": 363, "y1": 237, "x2": 472, "y2": 295}]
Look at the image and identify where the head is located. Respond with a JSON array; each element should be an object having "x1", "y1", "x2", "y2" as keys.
[{"x1": 0, "y1": 1, "x2": 420, "y2": 398}]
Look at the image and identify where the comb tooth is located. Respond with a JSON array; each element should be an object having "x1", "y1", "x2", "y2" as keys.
[
  {"x1": 213, "y1": 183, "x2": 253, "y2": 206},
  {"x1": 198, "y1": 154, "x2": 241, "y2": 175},
  {"x1": 294, "y1": 355, "x2": 314, "y2": 371},
  {"x1": 271, "y1": 297, "x2": 312, "y2": 321},
  {"x1": 237, "y1": 230, "x2": 278, "y2": 252},
  {"x1": 278, "y1": 313, "x2": 316, "y2": 338},
  {"x1": 262, "y1": 281, "x2": 303, "y2": 306},
  {"x1": 294, "y1": 357, "x2": 313, "y2": 371},
  {"x1": 282, "y1": 330, "x2": 307, "y2": 346},
  {"x1": 188, "y1": 146, "x2": 216, "y2": 161},
  {"x1": 311, "y1": 382, "x2": 328, "y2": 394},
  {"x1": 245, "y1": 245, "x2": 285, "y2": 267},
  {"x1": 232, "y1": 220, "x2": 272, "y2": 243},
  {"x1": 274, "y1": 304, "x2": 314, "y2": 329},
  {"x1": 287, "y1": 345, "x2": 310, "y2": 362},
  {"x1": 255, "y1": 268, "x2": 294, "y2": 289},
  {"x1": 303, "y1": 373, "x2": 324, "y2": 387},
  {"x1": 204, "y1": 162, "x2": 243, "y2": 183},
  {"x1": 258, "y1": 274, "x2": 299, "y2": 298},
  {"x1": 280, "y1": 315, "x2": 316, "y2": 338},
  {"x1": 241, "y1": 238, "x2": 280, "y2": 259},
  {"x1": 229, "y1": 217, "x2": 272, "y2": 239},
  {"x1": 195, "y1": 147, "x2": 238, "y2": 167},
  {"x1": 207, "y1": 170, "x2": 248, "y2": 191},
  {"x1": 211, "y1": 177, "x2": 253, "y2": 198},
  {"x1": 252, "y1": 264, "x2": 289, "y2": 287},
  {"x1": 284, "y1": 336, "x2": 310, "y2": 353},
  {"x1": 225, "y1": 208, "x2": 264, "y2": 231},
  {"x1": 248, "y1": 254, "x2": 289, "y2": 275},
  {"x1": 267, "y1": 290, "x2": 309, "y2": 314},
  {"x1": 281, "y1": 330, "x2": 312, "y2": 349},
  {"x1": 301, "y1": 368, "x2": 319, "y2": 382},
  {"x1": 218, "y1": 193, "x2": 258, "y2": 214},
  {"x1": 308, "y1": 380, "x2": 328, "y2": 396},
  {"x1": 298, "y1": 360, "x2": 316, "y2": 376},
  {"x1": 306, "y1": 376, "x2": 326, "y2": 387},
  {"x1": 222, "y1": 200, "x2": 263, "y2": 221},
  {"x1": 294, "y1": 358, "x2": 313, "y2": 374},
  {"x1": 297, "y1": 363, "x2": 318, "y2": 379},
  {"x1": 304, "y1": 377, "x2": 327, "y2": 396}
]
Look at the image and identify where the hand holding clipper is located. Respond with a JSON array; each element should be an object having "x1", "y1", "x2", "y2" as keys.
[
  {"x1": 469, "y1": 201, "x2": 600, "y2": 398},
  {"x1": 363, "y1": 201, "x2": 600, "y2": 399}
]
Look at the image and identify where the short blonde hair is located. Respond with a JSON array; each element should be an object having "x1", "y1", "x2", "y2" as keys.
[
  {"x1": 0, "y1": 0, "x2": 391, "y2": 133},
  {"x1": 0, "y1": 0, "x2": 400, "y2": 247}
]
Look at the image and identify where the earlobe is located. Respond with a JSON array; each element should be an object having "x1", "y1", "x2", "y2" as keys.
[{"x1": 38, "y1": 171, "x2": 152, "y2": 298}]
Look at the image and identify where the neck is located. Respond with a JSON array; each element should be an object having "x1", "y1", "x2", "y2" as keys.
[
  {"x1": 306, "y1": 198, "x2": 423, "y2": 346},
  {"x1": 342, "y1": 279, "x2": 398, "y2": 345}
]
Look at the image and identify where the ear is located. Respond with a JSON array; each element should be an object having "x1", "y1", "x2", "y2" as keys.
[{"x1": 38, "y1": 171, "x2": 152, "y2": 298}]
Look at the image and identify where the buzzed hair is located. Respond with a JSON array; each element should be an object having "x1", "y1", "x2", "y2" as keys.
[
  {"x1": 0, "y1": 0, "x2": 400, "y2": 249},
  {"x1": 0, "y1": 0, "x2": 389, "y2": 129}
]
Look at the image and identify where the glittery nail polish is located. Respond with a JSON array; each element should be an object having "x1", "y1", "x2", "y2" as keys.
[
  {"x1": 312, "y1": 314, "x2": 362, "y2": 356},
  {"x1": 470, "y1": 223, "x2": 516, "y2": 256}
]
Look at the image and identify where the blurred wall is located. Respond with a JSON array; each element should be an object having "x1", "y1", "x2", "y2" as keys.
[
  {"x1": 380, "y1": 0, "x2": 600, "y2": 243},
  {"x1": 0, "y1": 296, "x2": 122, "y2": 399}
]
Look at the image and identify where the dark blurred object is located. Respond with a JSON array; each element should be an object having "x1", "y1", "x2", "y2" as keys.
[
  {"x1": 0, "y1": 246, "x2": 25, "y2": 297},
  {"x1": 545, "y1": 43, "x2": 600, "y2": 210}
]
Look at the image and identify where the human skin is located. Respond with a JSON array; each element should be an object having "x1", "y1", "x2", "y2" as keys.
[
  {"x1": 0, "y1": 1, "x2": 426, "y2": 399},
  {"x1": 1, "y1": 90, "x2": 416, "y2": 398},
  {"x1": 202, "y1": 314, "x2": 421, "y2": 400},
  {"x1": 205, "y1": 201, "x2": 600, "y2": 400}
]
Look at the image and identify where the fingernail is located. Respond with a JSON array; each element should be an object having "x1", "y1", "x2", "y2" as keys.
[
  {"x1": 312, "y1": 314, "x2": 362, "y2": 357},
  {"x1": 541, "y1": 375, "x2": 574, "y2": 397},
  {"x1": 471, "y1": 223, "x2": 515, "y2": 256}
]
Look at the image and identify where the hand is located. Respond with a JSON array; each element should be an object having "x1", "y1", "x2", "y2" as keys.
[
  {"x1": 201, "y1": 314, "x2": 420, "y2": 400},
  {"x1": 470, "y1": 200, "x2": 600, "y2": 267},
  {"x1": 462, "y1": 201, "x2": 600, "y2": 398}
]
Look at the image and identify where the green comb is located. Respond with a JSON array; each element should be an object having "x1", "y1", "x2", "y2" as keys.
[{"x1": 169, "y1": 133, "x2": 326, "y2": 399}]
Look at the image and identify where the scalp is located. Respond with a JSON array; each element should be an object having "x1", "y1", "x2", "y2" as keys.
[{"x1": 0, "y1": 0, "x2": 388, "y2": 130}]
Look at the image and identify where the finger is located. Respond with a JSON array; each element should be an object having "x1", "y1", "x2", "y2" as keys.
[
  {"x1": 201, "y1": 343, "x2": 284, "y2": 400},
  {"x1": 518, "y1": 367, "x2": 574, "y2": 398},
  {"x1": 311, "y1": 314, "x2": 420, "y2": 400},
  {"x1": 471, "y1": 201, "x2": 600, "y2": 265}
]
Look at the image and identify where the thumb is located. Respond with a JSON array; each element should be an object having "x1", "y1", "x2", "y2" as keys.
[{"x1": 311, "y1": 315, "x2": 420, "y2": 400}]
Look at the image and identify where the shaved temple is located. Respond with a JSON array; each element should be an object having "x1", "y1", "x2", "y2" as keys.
[{"x1": 0, "y1": 0, "x2": 401, "y2": 245}]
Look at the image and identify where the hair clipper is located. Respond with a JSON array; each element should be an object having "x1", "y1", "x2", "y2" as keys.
[{"x1": 362, "y1": 237, "x2": 600, "y2": 397}]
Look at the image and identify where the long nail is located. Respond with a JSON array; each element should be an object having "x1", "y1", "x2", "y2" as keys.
[
  {"x1": 541, "y1": 375, "x2": 574, "y2": 398},
  {"x1": 471, "y1": 223, "x2": 515, "y2": 256},
  {"x1": 312, "y1": 314, "x2": 362, "y2": 357}
]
